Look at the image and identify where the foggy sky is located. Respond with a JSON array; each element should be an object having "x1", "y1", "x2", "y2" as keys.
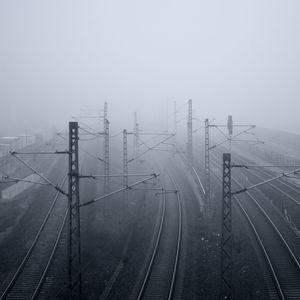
[{"x1": 1, "y1": 0, "x2": 300, "y2": 136}]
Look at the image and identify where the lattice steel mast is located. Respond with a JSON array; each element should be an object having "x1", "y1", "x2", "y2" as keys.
[
  {"x1": 220, "y1": 153, "x2": 232, "y2": 300},
  {"x1": 68, "y1": 122, "x2": 82, "y2": 300}
]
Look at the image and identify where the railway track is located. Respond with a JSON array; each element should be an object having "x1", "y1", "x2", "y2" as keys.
[
  {"x1": 0, "y1": 175, "x2": 68, "y2": 300},
  {"x1": 199, "y1": 142, "x2": 300, "y2": 208},
  {"x1": 231, "y1": 151, "x2": 300, "y2": 206},
  {"x1": 203, "y1": 154, "x2": 300, "y2": 299},
  {"x1": 211, "y1": 149, "x2": 300, "y2": 257},
  {"x1": 203, "y1": 140, "x2": 300, "y2": 225},
  {"x1": 137, "y1": 173, "x2": 182, "y2": 300}
]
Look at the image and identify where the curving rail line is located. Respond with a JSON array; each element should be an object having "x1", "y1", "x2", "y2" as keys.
[
  {"x1": 0, "y1": 175, "x2": 68, "y2": 300},
  {"x1": 231, "y1": 151, "x2": 300, "y2": 206},
  {"x1": 137, "y1": 173, "x2": 182, "y2": 300},
  {"x1": 204, "y1": 155, "x2": 300, "y2": 299}
]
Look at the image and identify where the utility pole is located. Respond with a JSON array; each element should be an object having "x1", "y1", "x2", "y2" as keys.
[
  {"x1": 104, "y1": 102, "x2": 109, "y2": 194},
  {"x1": 68, "y1": 122, "x2": 82, "y2": 300},
  {"x1": 206, "y1": 118, "x2": 258, "y2": 217},
  {"x1": 133, "y1": 112, "x2": 139, "y2": 158},
  {"x1": 173, "y1": 101, "x2": 177, "y2": 152},
  {"x1": 227, "y1": 115, "x2": 233, "y2": 153},
  {"x1": 25, "y1": 129, "x2": 28, "y2": 147},
  {"x1": 187, "y1": 99, "x2": 193, "y2": 162},
  {"x1": 136, "y1": 123, "x2": 139, "y2": 158},
  {"x1": 204, "y1": 119, "x2": 211, "y2": 217},
  {"x1": 220, "y1": 153, "x2": 232, "y2": 300},
  {"x1": 123, "y1": 129, "x2": 128, "y2": 203}
]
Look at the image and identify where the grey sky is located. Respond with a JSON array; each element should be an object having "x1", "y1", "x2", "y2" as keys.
[{"x1": 1, "y1": 0, "x2": 300, "y2": 135}]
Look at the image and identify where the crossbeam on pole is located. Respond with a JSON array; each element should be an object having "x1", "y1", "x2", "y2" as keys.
[
  {"x1": 232, "y1": 164, "x2": 300, "y2": 168},
  {"x1": 80, "y1": 174, "x2": 159, "y2": 207},
  {"x1": 137, "y1": 132, "x2": 174, "y2": 136},
  {"x1": 9, "y1": 152, "x2": 68, "y2": 196},
  {"x1": 129, "y1": 187, "x2": 176, "y2": 192},
  {"x1": 79, "y1": 173, "x2": 156, "y2": 179},
  {"x1": 210, "y1": 125, "x2": 255, "y2": 128},
  {"x1": 209, "y1": 127, "x2": 257, "y2": 151},
  {"x1": 10, "y1": 151, "x2": 68, "y2": 155},
  {"x1": 232, "y1": 167, "x2": 300, "y2": 195},
  {"x1": 130, "y1": 134, "x2": 174, "y2": 163},
  {"x1": 1, "y1": 175, "x2": 51, "y2": 186}
]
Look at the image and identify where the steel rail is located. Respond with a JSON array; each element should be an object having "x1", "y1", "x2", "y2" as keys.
[
  {"x1": 208, "y1": 155, "x2": 300, "y2": 298},
  {"x1": 0, "y1": 175, "x2": 68, "y2": 299},
  {"x1": 137, "y1": 172, "x2": 182, "y2": 300},
  {"x1": 230, "y1": 172, "x2": 300, "y2": 271},
  {"x1": 191, "y1": 166, "x2": 205, "y2": 194},
  {"x1": 30, "y1": 209, "x2": 69, "y2": 299},
  {"x1": 137, "y1": 190, "x2": 166, "y2": 300},
  {"x1": 176, "y1": 144, "x2": 205, "y2": 195},
  {"x1": 210, "y1": 152, "x2": 300, "y2": 269},
  {"x1": 167, "y1": 175, "x2": 182, "y2": 300},
  {"x1": 205, "y1": 158, "x2": 286, "y2": 299},
  {"x1": 234, "y1": 198, "x2": 285, "y2": 300}
]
